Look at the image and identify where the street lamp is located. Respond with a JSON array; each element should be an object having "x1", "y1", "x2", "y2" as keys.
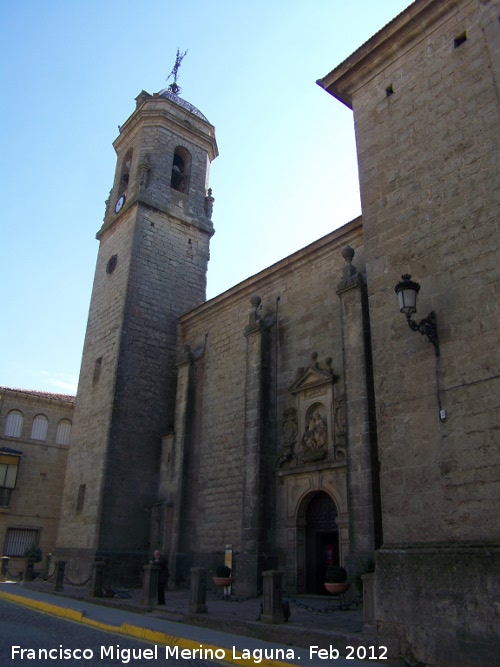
[{"x1": 394, "y1": 274, "x2": 439, "y2": 357}]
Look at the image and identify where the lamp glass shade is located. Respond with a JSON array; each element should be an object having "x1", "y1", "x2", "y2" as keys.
[{"x1": 395, "y1": 275, "x2": 420, "y2": 315}]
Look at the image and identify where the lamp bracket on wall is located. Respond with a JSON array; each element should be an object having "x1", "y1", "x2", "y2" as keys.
[
  {"x1": 395, "y1": 274, "x2": 443, "y2": 420},
  {"x1": 405, "y1": 311, "x2": 439, "y2": 357},
  {"x1": 395, "y1": 274, "x2": 439, "y2": 357}
]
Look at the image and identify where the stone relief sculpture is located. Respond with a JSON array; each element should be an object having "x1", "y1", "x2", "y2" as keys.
[
  {"x1": 104, "y1": 189, "x2": 112, "y2": 219},
  {"x1": 277, "y1": 357, "x2": 340, "y2": 468},
  {"x1": 276, "y1": 407, "x2": 298, "y2": 468},
  {"x1": 282, "y1": 407, "x2": 298, "y2": 452},
  {"x1": 139, "y1": 153, "x2": 151, "y2": 189},
  {"x1": 301, "y1": 408, "x2": 328, "y2": 462},
  {"x1": 334, "y1": 394, "x2": 346, "y2": 437},
  {"x1": 333, "y1": 394, "x2": 346, "y2": 460},
  {"x1": 204, "y1": 188, "x2": 214, "y2": 219}
]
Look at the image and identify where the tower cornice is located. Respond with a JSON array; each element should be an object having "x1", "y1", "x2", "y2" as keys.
[
  {"x1": 115, "y1": 95, "x2": 218, "y2": 162},
  {"x1": 97, "y1": 193, "x2": 215, "y2": 240}
]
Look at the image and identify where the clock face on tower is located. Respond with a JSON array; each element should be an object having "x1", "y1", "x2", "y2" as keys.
[{"x1": 114, "y1": 194, "x2": 126, "y2": 214}]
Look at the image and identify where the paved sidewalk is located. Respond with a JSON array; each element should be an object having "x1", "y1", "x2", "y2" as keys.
[{"x1": 0, "y1": 579, "x2": 395, "y2": 666}]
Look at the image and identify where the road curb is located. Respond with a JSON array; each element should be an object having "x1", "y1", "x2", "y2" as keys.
[
  {"x1": 0, "y1": 590, "x2": 297, "y2": 667},
  {"x1": 0, "y1": 590, "x2": 83, "y2": 622}
]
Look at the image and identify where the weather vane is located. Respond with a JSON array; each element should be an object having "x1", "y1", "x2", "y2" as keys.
[{"x1": 166, "y1": 48, "x2": 188, "y2": 95}]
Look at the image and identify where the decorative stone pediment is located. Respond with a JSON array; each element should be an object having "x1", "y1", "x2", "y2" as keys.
[
  {"x1": 277, "y1": 353, "x2": 345, "y2": 468},
  {"x1": 289, "y1": 366, "x2": 337, "y2": 396}
]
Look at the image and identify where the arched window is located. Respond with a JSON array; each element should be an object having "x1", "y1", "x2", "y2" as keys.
[
  {"x1": 4, "y1": 410, "x2": 23, "y2": 438},
  {"x1": 170, "y1": 146, "x2": 191, "y2": 193},
  {"x1": 30, "y1": 414, "x2": 48, "y2": 441},
  {"x1": 119, "y1": 148, "x2": 133, "y2": 191},
  {"x1": 55, "y1": 419, "x2": 72, "y2": 446}
]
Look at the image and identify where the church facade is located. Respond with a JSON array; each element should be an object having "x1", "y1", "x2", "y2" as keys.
[{"x1": 52, "y1": 1, "x2": 498, "y2": 665}]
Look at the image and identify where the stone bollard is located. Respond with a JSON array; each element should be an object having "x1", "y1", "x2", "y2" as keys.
[
  {"x1": 22, "y1": 559, "x2": 35, "y2": 585},
  {"x1": 43, "y1": 553, "x2": 52, "y2": 581},
  {"x1": 189, "y1": 567, "x2": 208, "y2": 613},
  {"x1": 362, "y1": 572, "x2": 376, "y2": 633},
  {"x1": 90, "y1": 561, "x2": 105, "y2": 598},
  {"x1": 142, "y1": 564, "x2": 159, "y2": 607},
  {"x1": 261, "y1": 570, "x2": 285, "y2": 624},
  {"x1": 1, "y1": 556, "x2": 10, "y2": 578},
  {"x1": 53, "y1": 560, "x2": 66, "y2": 592}
]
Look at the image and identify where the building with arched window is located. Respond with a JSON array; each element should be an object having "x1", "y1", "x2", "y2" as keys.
[{"x1": 0, "y1": 388, "x2": 74, "y2": 572}]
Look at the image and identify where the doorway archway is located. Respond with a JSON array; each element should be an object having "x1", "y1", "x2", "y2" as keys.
[{"x1": 297, "y1": 491, "x2": 339, "y2": 594}]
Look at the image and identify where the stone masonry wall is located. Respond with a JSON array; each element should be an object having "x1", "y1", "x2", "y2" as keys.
[
  {"x1": 97, "y1": 205, "x2": 212, "y2": 555},
  {"x1": 175, "y1": 219, "x2": 364, "y2": 583},
  {"x1": 57, "y1": 208, "x2": 136, "y2": 560},
  {"x1": 354, "y1": 0, "x2": 500, "y2": 547},
  {"x1": 342, "y1": 1, "x2": 500, "y2": 663},
  {"x1": 375, "y1": 544, "x2": 500, "y2": 666}
]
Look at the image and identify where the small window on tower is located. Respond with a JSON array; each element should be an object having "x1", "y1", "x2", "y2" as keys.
[
  {"x1": 120, "y1": 149, "x2": 133, "y2": 190},
  {"x1": 170, "y1": 146, "x2": 191, "y2": 193},
  {"x1": 93, "y1": 357, "x2": 103, "y2": 385},
  {"x1": 76, "y1": 484, "x2": 86, "y2": 512}
]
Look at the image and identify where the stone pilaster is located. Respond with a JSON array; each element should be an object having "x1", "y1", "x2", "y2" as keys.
[
  {"x1": 336, "y1": 247, "x2": 382, "y2": 567},
  {"x1": 238, "y1": 297, "x2": 274, "y2": 595},
  {"x1": 168, "y1": 345, "x2": 194, "y2": 585}
]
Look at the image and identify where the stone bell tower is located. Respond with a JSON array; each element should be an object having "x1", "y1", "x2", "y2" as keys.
[{"x1": 56, "y1": 85, "x2": 218, "y2": 582}]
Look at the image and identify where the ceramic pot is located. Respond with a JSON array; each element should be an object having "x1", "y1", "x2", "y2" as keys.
[
  {"x1": 324, "y1": 582, "x2": 350, "y2": 594},
  {"x1": 213, "y1": 577, "x2": 234, "y2": 586}
]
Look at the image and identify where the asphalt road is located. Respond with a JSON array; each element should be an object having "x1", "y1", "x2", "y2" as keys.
[{"x1": 0, "y1": 598, "x2": 219, "y2": 667}]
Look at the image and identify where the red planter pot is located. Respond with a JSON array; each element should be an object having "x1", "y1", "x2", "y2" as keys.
[
  {"x1": 324, "y1": 582, "x2": 350, "y2": 594},
  {"x1": 212, "y1": 577, "x2": 234, "y2": 587}
]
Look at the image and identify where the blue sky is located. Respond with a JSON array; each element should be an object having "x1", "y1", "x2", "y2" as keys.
[{"x1": 0, "y1": 0, "x2": 411, "y2": 394}]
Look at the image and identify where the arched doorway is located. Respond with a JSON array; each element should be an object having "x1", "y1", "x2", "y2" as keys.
[{"x1": 298, "y1": 491, "x2": 339, "y2": 594}]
